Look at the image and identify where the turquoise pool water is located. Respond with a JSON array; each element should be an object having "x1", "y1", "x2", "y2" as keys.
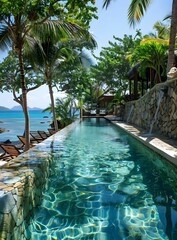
[{"x1": 29, "y1": 118, "x2": 177, "y2": 239}]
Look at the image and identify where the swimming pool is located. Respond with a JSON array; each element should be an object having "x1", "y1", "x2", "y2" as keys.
[{"x1": 28, "y1": 118, "x2": 177, "y2": 239}]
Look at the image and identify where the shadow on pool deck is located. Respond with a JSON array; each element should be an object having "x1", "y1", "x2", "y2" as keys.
[{"x1": 105, "y1": 116, "x2": 177, "y2": 167}]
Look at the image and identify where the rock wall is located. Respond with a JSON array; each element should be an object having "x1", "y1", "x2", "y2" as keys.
[
  {"x1": 123, "y1": 78, "x2": 177, "y2": 139},
  {"x1": 0, "y1": 151, "x2": 52, "y2": 240}
]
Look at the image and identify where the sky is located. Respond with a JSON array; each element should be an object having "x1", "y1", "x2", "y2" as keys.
[{"x1": 0, "y1": 0, "x2": 173, "y2": 109}]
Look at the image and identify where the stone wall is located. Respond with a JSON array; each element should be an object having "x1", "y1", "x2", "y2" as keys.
[
  {"x1": 0, "y1": 150, "x2": 52, "y2": 240},
  {"x1": 123, "y1": 78, "x2": 177, "y2": 139}
]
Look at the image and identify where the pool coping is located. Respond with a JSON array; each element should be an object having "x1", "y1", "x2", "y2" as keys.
[{"x1": 105, "y1": 117, "x2": 177, "y2": 167}]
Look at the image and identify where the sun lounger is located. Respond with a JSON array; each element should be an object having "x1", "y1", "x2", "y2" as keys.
[
  {"x1": 99, "y1": 109, "x2": 107, "y2": 115},
  {"x1": 37, "y1": 131, "x2": 49, "y2": 140},
  {"x1": 0, "y1": 144, "x2": 22, "y2": 159},
  {"x1": 48, "y1": 128, "x2": 57, "y2": 135},
  {"x1": 17, "y1": 136, "x2": 37, "y2": 148},
  {"x1": 30, "y1": 131, "x2": 44, "y2": 143},
  {"x1": 90, "y1": 109, "x2": 96, "y2": 115},
  {"x1": 0, "y1": 152, "x2": 12, "y2": 161}
]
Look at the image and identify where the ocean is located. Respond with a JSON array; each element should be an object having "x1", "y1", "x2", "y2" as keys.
[{"x1": 0, "y1": 110, "x2": 52, "y2": 142}]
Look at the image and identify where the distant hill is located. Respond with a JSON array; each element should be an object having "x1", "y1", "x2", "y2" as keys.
[
  {"x1": 0, "y1": 106, "x2": 10, "y2": 111},
  {"x1": 29, "y1": 107, "x2": 43, "y2": 111},
  {"x1": 11, "y1": 105, "x2": 43, "y2": 111}
]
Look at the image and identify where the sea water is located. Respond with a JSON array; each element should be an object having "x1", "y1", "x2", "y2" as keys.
[{"x1": 0, "y1": 110, "x2": 51, "y2": 142}]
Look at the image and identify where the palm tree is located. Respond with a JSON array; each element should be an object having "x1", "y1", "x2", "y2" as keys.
[
  {"x1": 27, "y1": 40, "x2": 74, "y2": 132},
  {"x1": 27, "y1": 37, "x2": 96, "y2": 132},
  {"x1": 0, "y1": 0, "x2": 96, "y2": 150},
  {"x1": 43, "y1": 96, "x2": 79, "y2": 128},
  {"x1": 103, "y1": 0, "x2": 177, "y2": 73},
  {"x1": 152, "y1": 21, "x2": 170, "y2": 40},
  {"x1": 144, "y1": 21, "x2": 170, "y2": 40}
]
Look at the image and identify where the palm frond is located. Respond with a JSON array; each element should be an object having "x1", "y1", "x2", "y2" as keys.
[
  {"x1": 163, "y1": 14, "x2": 171, "y2": 21},
  {"x1": 102, "y1": 0, "x2": 112, "y2": 9},
  {"x1": 31, "y1": 20, "x2": 97, "y2": 48},
  {"x1": 153, "y1": 21, "x2": 170, "y2": 39},
  {"x1": 23, "y1": 35, "x2": 47, "y2": 67},
  {"x1": 0, "y1": 25, "x2": 12, "y2": 50},
  {"x1": 128, "y1": 0, "x2": 152, "y2": 27}
]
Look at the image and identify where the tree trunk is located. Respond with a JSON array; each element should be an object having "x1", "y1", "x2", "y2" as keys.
[
  {"x1": 167, "y1": 0, "x2": 177, "y2": 73},
  {"x1": 48, "y1": 82, "x2": 59, "y2": 132},
  {"x1": 18, "y1": 48, "x2": 30, "y2": 151}
]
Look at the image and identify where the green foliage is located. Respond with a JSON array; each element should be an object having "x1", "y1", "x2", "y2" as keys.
[
  {"x1": 0, "y1": 0, "x2": 97, "y2": 54},
  {"x1": 0, "y1": 51, "x2": 43, "y2": 93},
  {"x1": 0, "y1": 0, "x2": 97, "y2": 149},
  {"x1": 131, "y1": 41, "x2": 168, "y2": 82},
  {"x1": 103, "y1": 0, "x2": 152, "y2": 27},
  {"x1": 152, "y1": 21, "x2": 170, "y2": 40},
  {"x1": 44, "y1": 95, "x2": 79, "y2": 127},
  {"x1": 128, "y1": 0, "x2": 152, "y2": 26},
  {"x1": 56, "y1": 96, "x2": 79, "y2": 125},
  {"x1": 0, "y1": 0, "x2": 97, "y2": 26},
  {"x1": 102, "y1": 0, "x2": 177, "y2": 71},
  {"x1": 0, "y1": 52, "x2": 19, "y2": 91},
  {"x1": 90, "y1": 32, "x2": 142, "y2": 97},
  {"x1": 106, "y1": 89, "x2": 124, "y2": 113},
  {"x1": 59, "y1": 63, "x2": 93, "y2": 98},
  {"x1": 65, "y1": 0, "x2": 98, "y2": 28}
]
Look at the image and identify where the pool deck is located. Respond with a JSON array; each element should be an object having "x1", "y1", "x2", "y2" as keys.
[{"x1": 105, "y1": 116, "x2": 177, "y2": 167}]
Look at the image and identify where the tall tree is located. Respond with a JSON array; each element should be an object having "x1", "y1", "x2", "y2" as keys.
[
  {"x1": 90, "y1": 32, "x2": 142, "y2": 99},
  {"x1": 27, "y1": 36, "x2": 96, "y2": 131},
  {"x1": 0, "y1": 51, "x2": 44, "y2": 106},
  {"x1": 28, "y1": 41, "x2": 75, "y2": 132},
  {"x1": 0, "y1": 0, "x2": 97, "y2": 150},
  {"x1": 103, "y1": 0, "x2": 177, "y2": 72}
]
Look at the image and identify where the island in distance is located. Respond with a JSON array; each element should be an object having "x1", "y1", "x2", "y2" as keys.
[{"x1": 0, "y1": 105, "x2": 43, "y2": 111}]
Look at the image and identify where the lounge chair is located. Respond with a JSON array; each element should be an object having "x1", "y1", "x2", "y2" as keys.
[
  {"x1": 99, "y1": 109, "x2": 107, "y2": 115},
  {"x1": 37, "y1": 131, "x2": 49, "y2": 140},
  {"x1": 30, "y1": 131, "x2": 44, "y2": 143},
  {"x1": 48, "y1": 128, "x2": 57, "y2": 135},
  {"x1": 17, "y1": 136, "x2": 37, "y2": 148},
  {"x1": 0, "y1": 144, "x2": 22, "y2": 159},
  {"x1": 0, "y1": 152, "x2": 12, "y2": 161},
  {"x1": 90, "y1": 109, "x2": 96, "y2": 115}
]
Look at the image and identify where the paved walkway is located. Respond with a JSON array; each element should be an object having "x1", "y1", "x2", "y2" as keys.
[{"x1": 105, "y1": 116, "x2": 177, "y2": 167}]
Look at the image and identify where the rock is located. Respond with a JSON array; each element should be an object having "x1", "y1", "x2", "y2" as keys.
[
  {"x1": 167, "y1": 67, "x2": 177, "y2": 79},
  {"x1": 0, "y1": 192, "x2": 16, "y2": 214},
  {"x1": 0, "y1": 128, "x2": 6, "y2": 134},
  {"x1": 3, "y1": 139, "x2": 12, "y2": 144}
]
